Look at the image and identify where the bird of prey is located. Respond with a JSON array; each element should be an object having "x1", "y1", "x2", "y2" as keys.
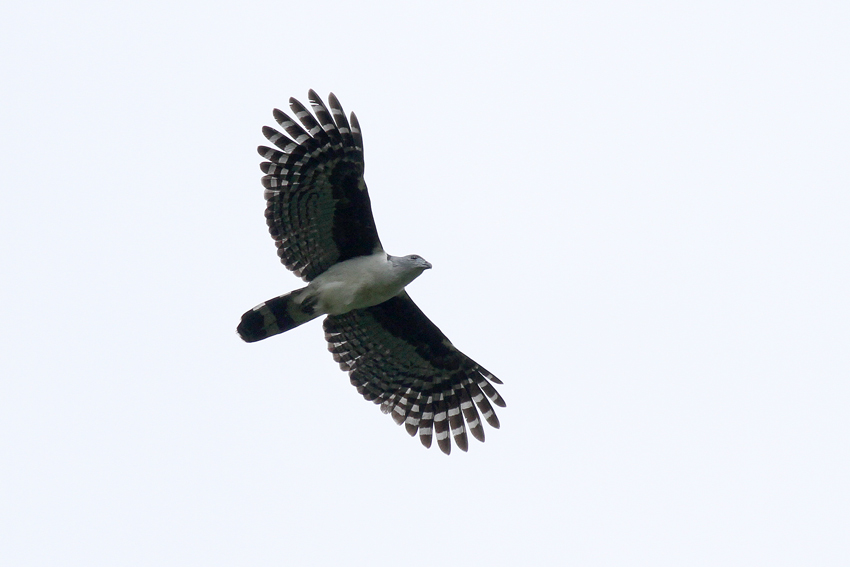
[{"x1": 237, "y1": 90, "x2": 505, "y2": 454}]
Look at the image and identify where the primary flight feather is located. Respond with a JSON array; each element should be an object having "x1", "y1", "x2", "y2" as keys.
[{"x1": 237, "y1": 90, "x2": 505, "y2": 454}]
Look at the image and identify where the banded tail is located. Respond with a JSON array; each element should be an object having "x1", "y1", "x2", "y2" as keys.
[{"x1": 237, "y1": 287, "x2": 321, "y2": 342}]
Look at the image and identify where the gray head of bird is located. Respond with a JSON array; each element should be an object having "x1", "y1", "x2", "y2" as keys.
[
  {"x1": 389, "y1": 254, "x2": 432, "y2": 278},
  {"x1": 395, "y1": 253, "x2": 432, "y2": 269}
]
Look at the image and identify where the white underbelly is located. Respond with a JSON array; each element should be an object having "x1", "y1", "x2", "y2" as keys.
[
  {"x1": 317, "y1": 281, "x2": 400, "y2": 314},
  {"x1": 309, "y1": 253, "x2": 404, "y2": 315}
]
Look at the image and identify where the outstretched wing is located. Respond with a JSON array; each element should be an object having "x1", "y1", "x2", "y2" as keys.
[
  {"x1": 259, "y1": 90, "x2": 382, "y2": 282},
  {"x1": 323, "y1": 292, "x2": 505, "y2": 455}
]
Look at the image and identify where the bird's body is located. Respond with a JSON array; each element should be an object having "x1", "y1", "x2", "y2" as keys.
[
  {"x1": 238, "y1": 90, "x2": 504, "y2": 454},
  {"x1": 308, "y1": 253, "x2": 432, "y2": 315}
]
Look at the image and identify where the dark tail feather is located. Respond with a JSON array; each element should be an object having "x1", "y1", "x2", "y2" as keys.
[{"x1": 237, "y1": 288, "x2": 320, "y2": 342}]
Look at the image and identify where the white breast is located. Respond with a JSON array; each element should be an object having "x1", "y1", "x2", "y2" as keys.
[{"x1": 309, "y1": 253, "x2": 407, "y2": 315}]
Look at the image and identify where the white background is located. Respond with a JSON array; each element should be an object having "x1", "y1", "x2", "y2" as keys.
[{"x1": 2, "y1": 1, "x2": 848, "y2": 565}]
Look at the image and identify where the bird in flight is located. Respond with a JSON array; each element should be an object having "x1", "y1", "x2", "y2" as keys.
[{"x1": 237, "y1": 90, "x2": 505, "y2": 454}]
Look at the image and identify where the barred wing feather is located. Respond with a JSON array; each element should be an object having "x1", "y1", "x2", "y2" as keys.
[
  {"x1": 323, "y1": 292, "x2": 505, "y2": 455},
  {"x1": 259, "y1": 90, "x2": 382, "y2": 281}
]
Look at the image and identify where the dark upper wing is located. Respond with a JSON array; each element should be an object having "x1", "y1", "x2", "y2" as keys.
[
  {"x1": 259, "y1": 90, "x2": 382, "y2": 281},
  {"x1": 323, "y1": 292, "x2": 505, "y2": 455}
]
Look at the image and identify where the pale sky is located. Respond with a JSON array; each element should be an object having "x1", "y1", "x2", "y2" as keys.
[{"x1": 2, "y1": 1, "x2": 849, "y2": 565}]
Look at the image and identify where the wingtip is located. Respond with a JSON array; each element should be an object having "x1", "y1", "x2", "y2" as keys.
[
  {"x1": 455, "y1": 435, "x2": 469, "y2": 452},
  {"x1": 470, "y1": 426, "x2": 485, "y2": 443}
]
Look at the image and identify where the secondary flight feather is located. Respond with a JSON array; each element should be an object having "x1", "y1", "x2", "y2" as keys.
[{"x1": 237, "y1": 90, "x2": 505, "y2": 454}]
